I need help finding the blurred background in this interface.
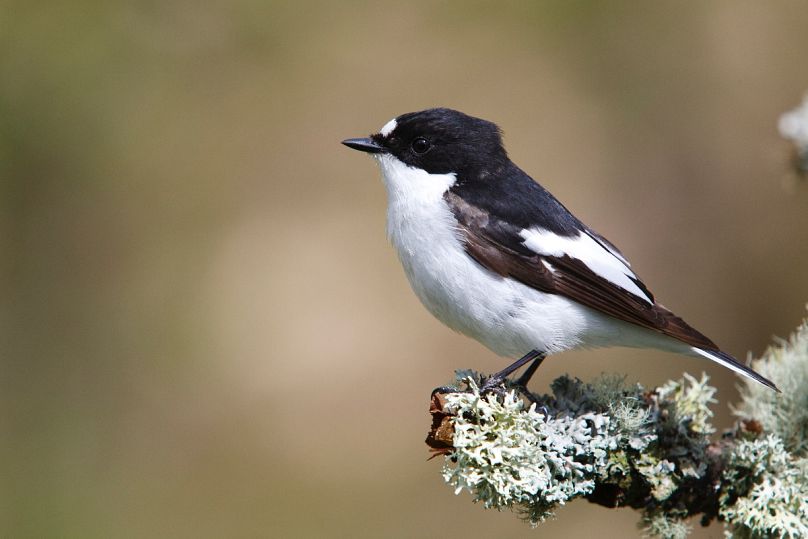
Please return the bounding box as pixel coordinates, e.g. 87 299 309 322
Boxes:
3 1 808 537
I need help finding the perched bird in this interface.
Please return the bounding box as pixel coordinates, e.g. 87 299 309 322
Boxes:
342 108 778 392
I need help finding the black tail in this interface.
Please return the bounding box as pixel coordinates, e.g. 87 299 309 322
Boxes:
693 347 780 392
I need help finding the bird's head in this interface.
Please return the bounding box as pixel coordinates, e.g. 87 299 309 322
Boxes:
342 108 508 178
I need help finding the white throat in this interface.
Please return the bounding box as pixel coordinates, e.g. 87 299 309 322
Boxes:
374 153 456 207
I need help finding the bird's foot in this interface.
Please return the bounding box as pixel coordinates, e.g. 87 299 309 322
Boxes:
479 350 546 399
479 374 509 398
430 385 459 398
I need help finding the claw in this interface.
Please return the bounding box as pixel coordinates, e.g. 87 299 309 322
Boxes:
479 375 508 399
431 385 458 398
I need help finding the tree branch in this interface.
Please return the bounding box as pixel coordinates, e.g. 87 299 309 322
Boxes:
426 318 808 538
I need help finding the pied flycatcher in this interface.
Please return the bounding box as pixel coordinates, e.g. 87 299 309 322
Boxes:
342 108 778 392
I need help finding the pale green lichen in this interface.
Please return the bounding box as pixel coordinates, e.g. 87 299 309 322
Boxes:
441 377 618 524
642 512 692 539
719 316 808 538
635 455 677 501
656 373 717 435
436 316 808 537
720 435 808 539
440 372 717 528
734 318 808 456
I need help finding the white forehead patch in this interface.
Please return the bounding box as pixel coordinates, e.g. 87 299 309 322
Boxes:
379 118 397 137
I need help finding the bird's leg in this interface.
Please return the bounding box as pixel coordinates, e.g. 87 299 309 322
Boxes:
480 349 544 394
513 353 546 390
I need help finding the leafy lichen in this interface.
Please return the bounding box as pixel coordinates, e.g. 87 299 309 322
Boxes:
433 316 808 537
720 435 808 539
721 316 808 538
441 378 618 524
734 318 808 456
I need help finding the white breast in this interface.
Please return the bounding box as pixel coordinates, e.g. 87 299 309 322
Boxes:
373 154 622 358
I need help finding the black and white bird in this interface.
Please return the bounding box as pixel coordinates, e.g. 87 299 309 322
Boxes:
342 108 778 392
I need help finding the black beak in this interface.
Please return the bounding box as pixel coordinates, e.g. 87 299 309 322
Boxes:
341 137 386 154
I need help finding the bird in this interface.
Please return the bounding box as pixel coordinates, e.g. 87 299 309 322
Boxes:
342 108 778 392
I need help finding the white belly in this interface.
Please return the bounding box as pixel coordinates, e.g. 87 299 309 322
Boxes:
376 153 617 358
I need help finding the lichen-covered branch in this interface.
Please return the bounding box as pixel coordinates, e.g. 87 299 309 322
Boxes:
426 318 808 538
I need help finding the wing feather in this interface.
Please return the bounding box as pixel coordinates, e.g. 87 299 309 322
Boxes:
444 191 719 351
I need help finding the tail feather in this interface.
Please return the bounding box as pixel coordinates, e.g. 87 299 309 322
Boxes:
691 347 780 392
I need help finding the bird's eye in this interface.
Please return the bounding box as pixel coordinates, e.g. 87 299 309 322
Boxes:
411 137 431 154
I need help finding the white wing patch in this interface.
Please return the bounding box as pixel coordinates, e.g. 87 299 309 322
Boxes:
690 347 761 383
541 259 557 273
519 228 653 304
379 118 397 138
584 230 631 266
